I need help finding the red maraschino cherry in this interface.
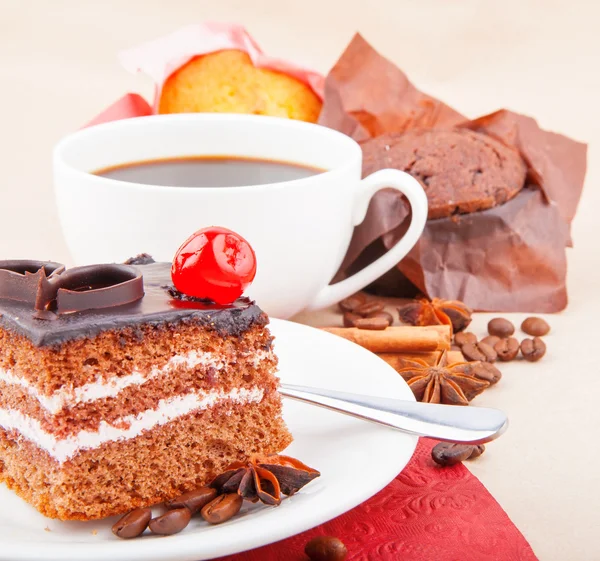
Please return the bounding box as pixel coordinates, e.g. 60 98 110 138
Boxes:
171 227 257 304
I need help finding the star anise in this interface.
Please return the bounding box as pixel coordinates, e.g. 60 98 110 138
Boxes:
397 297 472 333
398 352 500 406
209 454 320 506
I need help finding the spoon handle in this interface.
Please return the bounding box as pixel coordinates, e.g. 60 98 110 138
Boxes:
279 383 508 444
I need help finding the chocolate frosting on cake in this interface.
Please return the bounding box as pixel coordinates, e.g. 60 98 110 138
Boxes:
0 261 265 346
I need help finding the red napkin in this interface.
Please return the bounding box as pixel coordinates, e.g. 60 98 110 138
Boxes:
216 438 538 561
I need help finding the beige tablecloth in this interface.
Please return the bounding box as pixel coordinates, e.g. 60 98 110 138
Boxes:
1 1 599 559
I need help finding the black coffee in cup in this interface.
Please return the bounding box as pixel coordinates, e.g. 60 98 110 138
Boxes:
95 156 323 187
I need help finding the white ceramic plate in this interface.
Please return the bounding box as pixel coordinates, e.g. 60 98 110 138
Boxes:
0 319 417 561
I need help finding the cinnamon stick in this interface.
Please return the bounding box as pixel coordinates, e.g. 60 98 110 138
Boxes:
447 349 466 364
321 326 451 353
420 325 454 340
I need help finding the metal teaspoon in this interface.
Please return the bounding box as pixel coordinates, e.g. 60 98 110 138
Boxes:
279 383 508 444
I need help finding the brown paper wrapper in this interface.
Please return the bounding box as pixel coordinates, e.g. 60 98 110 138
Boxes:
319 34 587 312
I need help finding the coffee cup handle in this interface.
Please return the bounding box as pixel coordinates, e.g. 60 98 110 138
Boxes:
308 169 428 311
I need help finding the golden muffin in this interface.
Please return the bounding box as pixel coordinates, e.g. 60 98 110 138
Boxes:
158 50 322 123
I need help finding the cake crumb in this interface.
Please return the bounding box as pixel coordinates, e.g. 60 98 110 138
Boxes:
91 529 98 535
44 526 51 532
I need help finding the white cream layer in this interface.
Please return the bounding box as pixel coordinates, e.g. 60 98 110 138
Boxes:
0 349 272 414
0 386 264 464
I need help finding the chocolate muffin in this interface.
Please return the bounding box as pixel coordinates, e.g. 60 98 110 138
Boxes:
361 129 527 219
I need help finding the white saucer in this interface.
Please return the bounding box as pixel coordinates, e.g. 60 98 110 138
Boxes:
0 319 417 561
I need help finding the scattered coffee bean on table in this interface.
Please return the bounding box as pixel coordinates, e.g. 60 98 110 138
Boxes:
338 294 365 313
343 311 360 327
112 508 152 539
494 337 520 361
454 332 478 347
467 444 486 460
201 493 243 524
480 335 501 347
305 536 348 561
165 486 217 514
467 362 502 384
488 317 515 338
432 442 486 466
462 341 497 363
521 337 546 362
353 317 389 330
366 310 394 326
149 507 191 535
355 300 385 316
521 317 550 337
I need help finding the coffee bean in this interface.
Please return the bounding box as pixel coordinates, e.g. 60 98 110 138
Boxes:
366 310 394 326
305 536 348 561
354 300 385 316
338 294 365 313
521 337 546 362
465 362 502 384
201 493 243 524
342 311 360 327
487 317 515 338
432 442 472 465
461 342 497 363
165 486 217 515
469 444 486 459
353 317 389 330
431 442 485 466
494 337 520 361
112 507 152 539
454 332 477 347
148 507 191 535
480 335 500 347
521 317 550 337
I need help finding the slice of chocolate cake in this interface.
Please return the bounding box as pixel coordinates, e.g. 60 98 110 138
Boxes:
0 256 291 520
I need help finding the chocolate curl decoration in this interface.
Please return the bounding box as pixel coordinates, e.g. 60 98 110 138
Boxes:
55 265 144 314
0 261 65 310
0 261 144 315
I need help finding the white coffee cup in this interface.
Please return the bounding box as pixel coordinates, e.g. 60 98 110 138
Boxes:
53 114 427 319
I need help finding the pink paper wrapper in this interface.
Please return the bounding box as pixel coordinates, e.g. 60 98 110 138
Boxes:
84 93 152 127
118 22 324 112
